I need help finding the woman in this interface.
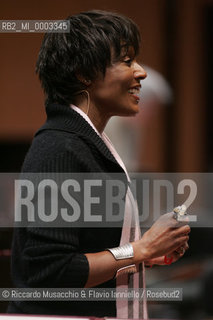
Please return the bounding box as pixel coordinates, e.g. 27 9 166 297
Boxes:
8 10 190 318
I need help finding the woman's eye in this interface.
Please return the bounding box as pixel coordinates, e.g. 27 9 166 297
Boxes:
124 59 132 66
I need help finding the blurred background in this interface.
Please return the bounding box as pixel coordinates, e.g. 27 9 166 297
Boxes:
0 0 212 318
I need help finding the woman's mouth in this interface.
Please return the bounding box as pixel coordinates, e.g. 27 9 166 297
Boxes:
128 87 140 102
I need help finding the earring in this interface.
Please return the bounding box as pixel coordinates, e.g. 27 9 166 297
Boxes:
84 90 90 116
77 90 90 116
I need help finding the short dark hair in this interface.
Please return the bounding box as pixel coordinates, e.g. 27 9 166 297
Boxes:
36 10 141 105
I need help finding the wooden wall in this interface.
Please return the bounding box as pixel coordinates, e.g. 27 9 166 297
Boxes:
0 0 211 171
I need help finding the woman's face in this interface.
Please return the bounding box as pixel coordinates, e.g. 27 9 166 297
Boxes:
89 47 147 118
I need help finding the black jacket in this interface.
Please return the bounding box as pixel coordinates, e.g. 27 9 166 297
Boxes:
8 103 127 317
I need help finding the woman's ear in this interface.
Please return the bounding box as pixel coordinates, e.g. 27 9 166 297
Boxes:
82 79 91 86
77 75 91 86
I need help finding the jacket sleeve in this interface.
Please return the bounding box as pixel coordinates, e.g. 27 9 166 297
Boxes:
15 136 92 288
21 227 89 288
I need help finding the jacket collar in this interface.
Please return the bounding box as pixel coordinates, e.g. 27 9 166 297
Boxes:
35 103 123 171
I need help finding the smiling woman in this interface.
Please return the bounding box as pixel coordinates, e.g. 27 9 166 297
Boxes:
88 47 147 128
8 10 190 319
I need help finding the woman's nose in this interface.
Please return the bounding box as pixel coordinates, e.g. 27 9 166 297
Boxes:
134 63 147 80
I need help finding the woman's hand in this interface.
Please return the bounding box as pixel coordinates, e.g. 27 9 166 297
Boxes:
132 212 190 264
145 241 189 266
84 213 190 287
